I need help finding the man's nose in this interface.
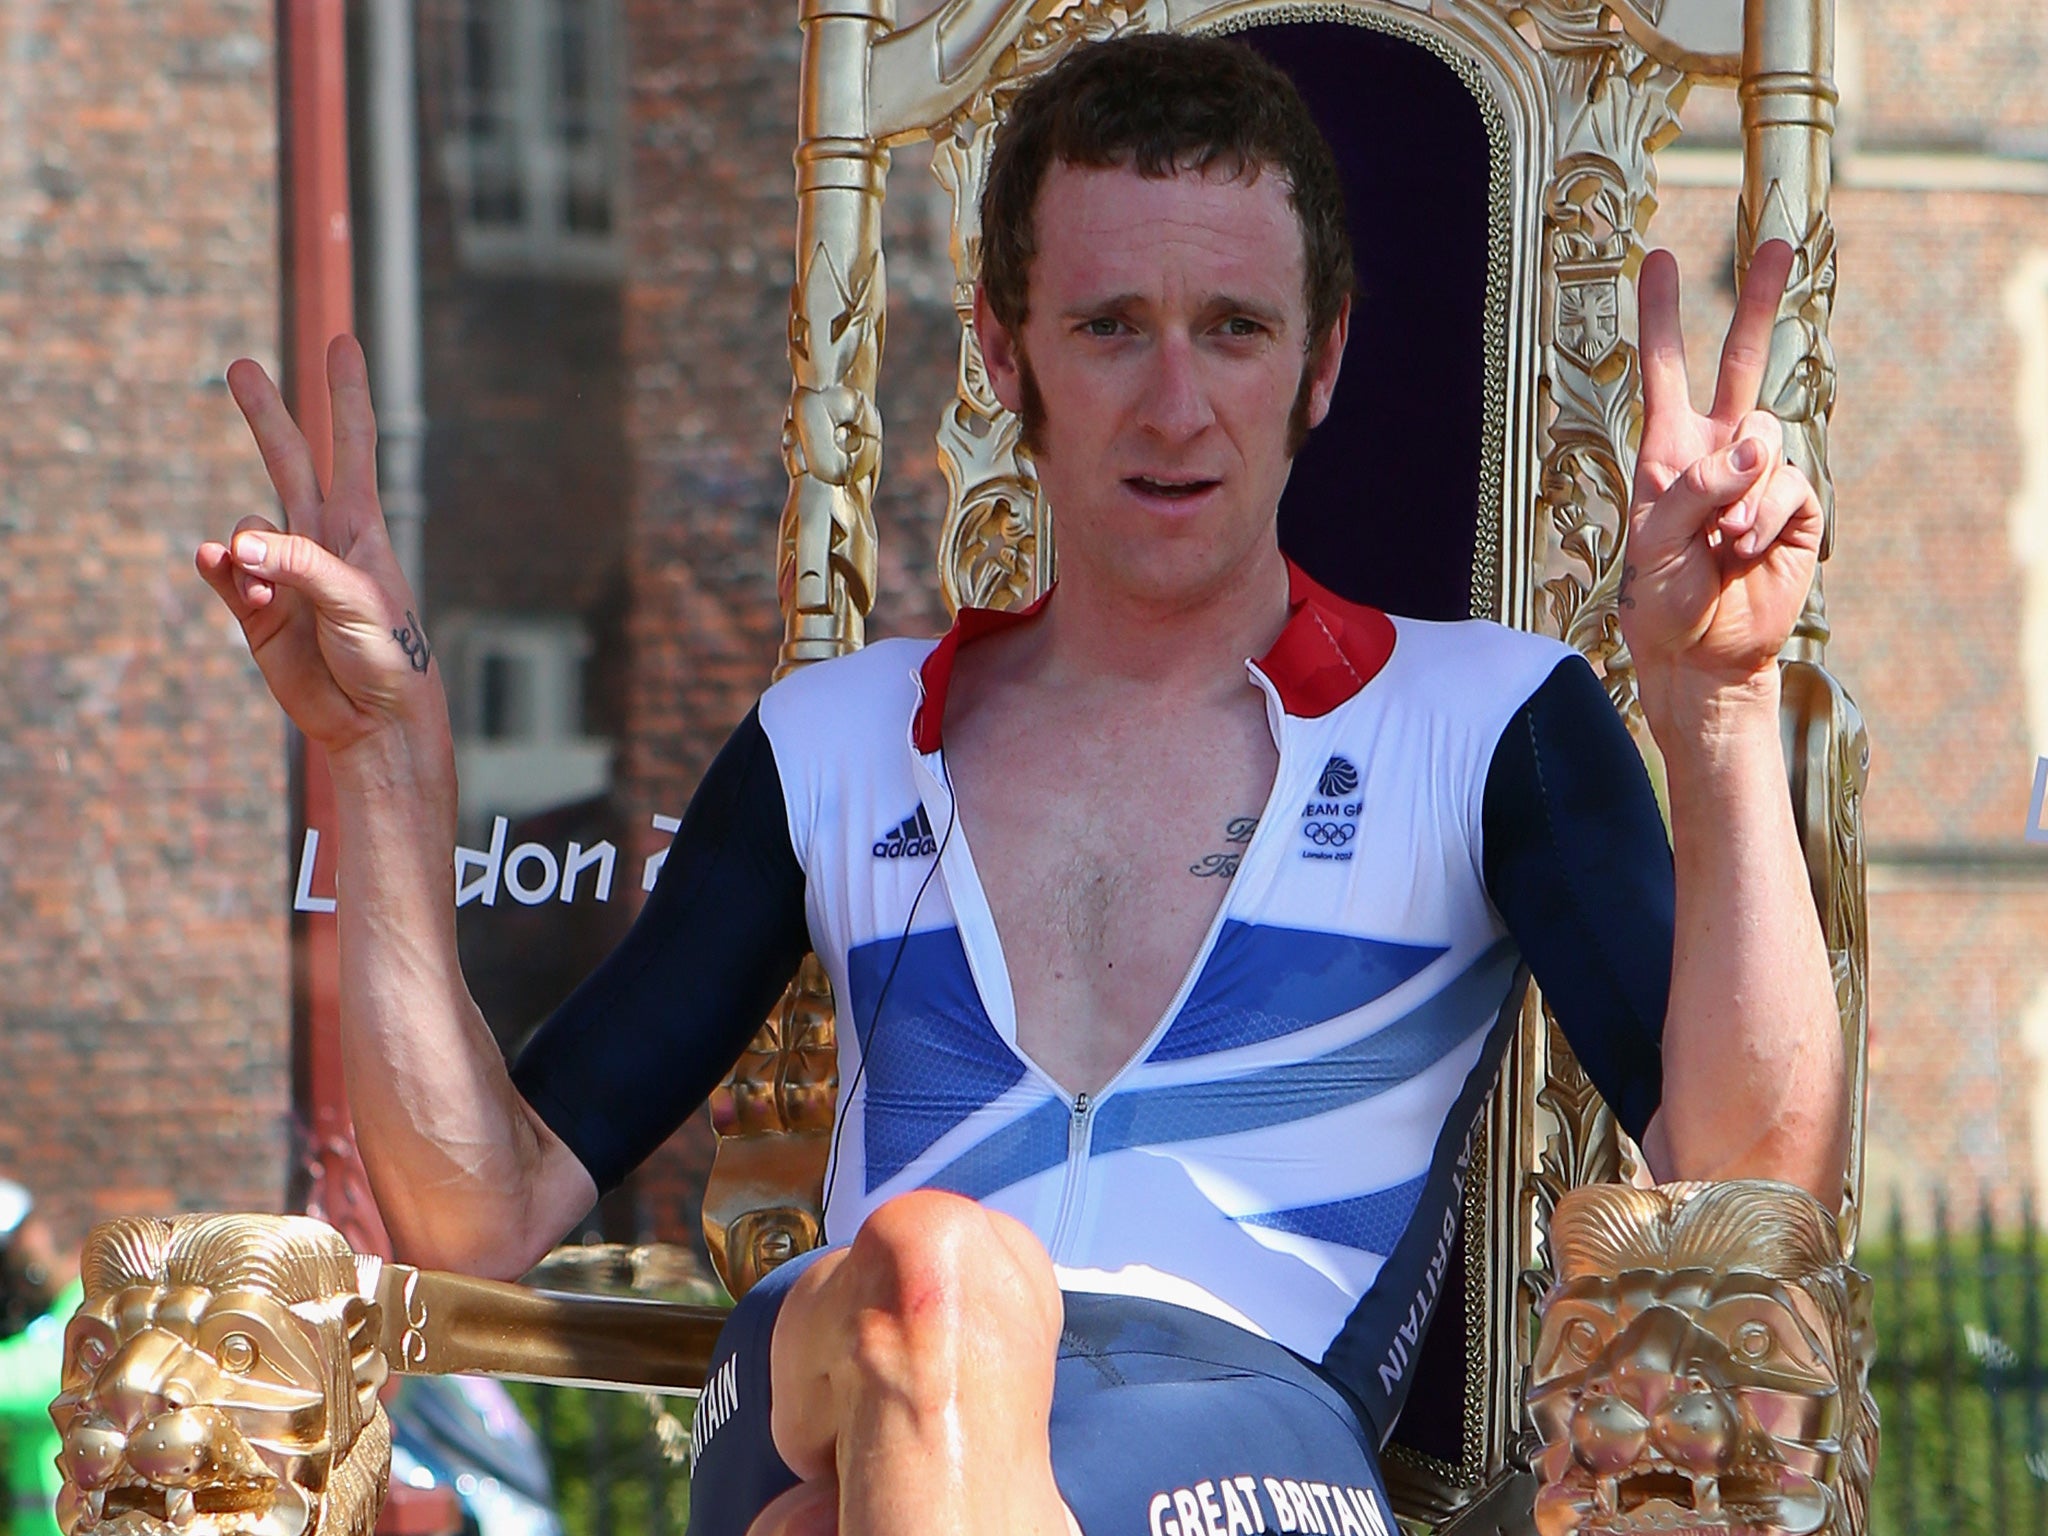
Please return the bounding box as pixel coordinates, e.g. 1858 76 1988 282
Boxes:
1137 333 1214 440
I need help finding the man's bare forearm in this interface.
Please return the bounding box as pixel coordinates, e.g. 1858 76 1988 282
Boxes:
1639 669 1849 1204
328 726 597 1276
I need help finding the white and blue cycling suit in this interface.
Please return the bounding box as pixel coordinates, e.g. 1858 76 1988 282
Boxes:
512 562 1675 1535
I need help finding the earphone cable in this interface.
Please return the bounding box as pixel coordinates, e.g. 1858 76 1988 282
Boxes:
819 758 959 1218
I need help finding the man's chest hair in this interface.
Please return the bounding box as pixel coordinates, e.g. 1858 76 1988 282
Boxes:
947 698 1277 959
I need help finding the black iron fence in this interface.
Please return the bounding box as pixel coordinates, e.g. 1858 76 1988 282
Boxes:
1870 1193 2048 1536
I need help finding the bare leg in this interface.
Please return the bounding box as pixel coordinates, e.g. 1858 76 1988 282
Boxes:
756 1190 1082 1536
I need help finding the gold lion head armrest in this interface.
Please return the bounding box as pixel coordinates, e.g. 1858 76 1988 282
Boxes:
50 1216 392 1536
49 1214 728 1536
1528 1182 1877 1536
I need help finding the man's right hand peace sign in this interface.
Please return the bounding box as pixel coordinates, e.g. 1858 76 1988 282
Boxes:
197 335 452 780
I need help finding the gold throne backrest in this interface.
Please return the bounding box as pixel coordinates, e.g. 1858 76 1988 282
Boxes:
706 0 1866 1524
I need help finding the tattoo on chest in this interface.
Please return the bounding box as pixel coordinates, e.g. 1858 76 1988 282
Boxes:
392 609 434 673
1189 815 1259 879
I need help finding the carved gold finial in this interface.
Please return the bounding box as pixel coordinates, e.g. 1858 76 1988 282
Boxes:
1529 1181 1876 1536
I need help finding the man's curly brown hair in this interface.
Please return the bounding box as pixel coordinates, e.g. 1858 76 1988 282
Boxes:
979 32 1354 350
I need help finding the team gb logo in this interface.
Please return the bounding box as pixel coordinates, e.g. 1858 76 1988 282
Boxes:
1303 755 1362 861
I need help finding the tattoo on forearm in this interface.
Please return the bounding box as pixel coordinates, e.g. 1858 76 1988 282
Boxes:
393 610 434 673
1618 563 1638 610
1190 815 1259 879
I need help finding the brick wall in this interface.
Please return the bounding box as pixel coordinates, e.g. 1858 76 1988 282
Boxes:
1852 0 2047 153
0 0 289 1254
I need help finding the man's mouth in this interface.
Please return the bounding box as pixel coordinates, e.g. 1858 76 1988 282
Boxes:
1124 475 1221 502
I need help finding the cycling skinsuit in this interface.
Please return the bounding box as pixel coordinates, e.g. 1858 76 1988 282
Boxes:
512 562 1675 1534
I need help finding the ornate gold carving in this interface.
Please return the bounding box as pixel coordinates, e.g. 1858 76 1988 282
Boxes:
777 0 894 671
929 0 1141 613
869 1 1044 143
1781 658 1871 1247
1738 191 1836 546
1522 1009 1622 1317
53 1215 392 1536
780 231 885 667
391 1264 427 1370
787 244 885 508
51 1212 743 1532
1737 0 1839 565
1529 1181 1876 1536
716 953 839 1141
1555 277 1623 373
1529 4 1693 723
932 126 1049 615
705 954 837 1296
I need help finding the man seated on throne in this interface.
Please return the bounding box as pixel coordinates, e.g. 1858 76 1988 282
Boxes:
197 32 1847 1536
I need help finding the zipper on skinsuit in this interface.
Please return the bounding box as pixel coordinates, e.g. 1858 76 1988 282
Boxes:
1048 1092 1096 1260
1039 674 1300 1265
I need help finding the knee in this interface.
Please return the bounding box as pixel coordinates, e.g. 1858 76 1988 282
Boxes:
840 1191 1062 1369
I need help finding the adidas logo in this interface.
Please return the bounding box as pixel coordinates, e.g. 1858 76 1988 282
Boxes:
873 805 938 859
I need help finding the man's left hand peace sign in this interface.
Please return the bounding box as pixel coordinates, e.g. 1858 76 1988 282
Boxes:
1618 239 1821 703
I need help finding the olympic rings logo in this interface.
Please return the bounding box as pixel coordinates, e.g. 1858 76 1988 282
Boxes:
1302 820 1357 847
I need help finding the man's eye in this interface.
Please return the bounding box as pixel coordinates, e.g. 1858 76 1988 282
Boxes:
1220 317 1266 338
1081 317 1125 337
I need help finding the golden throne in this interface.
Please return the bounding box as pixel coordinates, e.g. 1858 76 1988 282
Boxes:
704 0 1875 1528
54 4 1874 1535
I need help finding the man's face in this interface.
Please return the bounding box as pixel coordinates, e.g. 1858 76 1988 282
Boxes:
975 159 1347 604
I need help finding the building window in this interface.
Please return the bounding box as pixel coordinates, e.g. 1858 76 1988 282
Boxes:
444 0 622 277
445 613 613 827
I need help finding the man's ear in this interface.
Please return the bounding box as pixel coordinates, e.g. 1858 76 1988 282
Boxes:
973 282 1027 417
1303 293 1351 433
